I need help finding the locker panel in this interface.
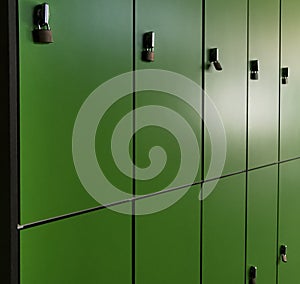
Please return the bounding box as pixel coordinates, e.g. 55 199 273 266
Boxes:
281 0 300 159
202 174 246 284
205 0 247 177
278 160 300 284
248 0 280 168
20 204 132 284
19 0 133 224
135 0 202 195
246 166 278 284
135 185 200 284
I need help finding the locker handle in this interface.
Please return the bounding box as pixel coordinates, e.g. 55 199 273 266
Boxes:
209 48 223 71
142 31 155 62
280 245 288 263
249 266 257 284
281 67 289 85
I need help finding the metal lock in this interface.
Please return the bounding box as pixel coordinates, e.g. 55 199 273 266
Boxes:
209 48 223 71
249 266 257 284
250 60 259 80
280 245 288 263
142 32 155 62
282 67 289 85
32 3 53 44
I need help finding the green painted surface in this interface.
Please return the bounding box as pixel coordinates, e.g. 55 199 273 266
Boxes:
278 160 300 284
20 205 132 284
247 166 278 284
135 0 202 195
280 0 300 159
248 0 279 168
135 185 200 284
202 174 246 284
19 0 133 223
205 0 247 177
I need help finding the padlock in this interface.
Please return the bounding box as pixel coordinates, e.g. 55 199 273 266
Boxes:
33 27 53 44
32 4 54 44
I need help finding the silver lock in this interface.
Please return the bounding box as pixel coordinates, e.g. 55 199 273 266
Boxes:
32 3 53 44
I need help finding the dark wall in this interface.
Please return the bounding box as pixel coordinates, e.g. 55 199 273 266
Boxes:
0 0 19 283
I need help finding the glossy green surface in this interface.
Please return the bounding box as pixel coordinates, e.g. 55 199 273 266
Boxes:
278 160 300 284
248 0 279 168
19 0 133 223
247 166 278 284
20 205 132 284
202 174 246 284
135 185 200 284
135 0 202 195
205 0 247 177
280 0 300 159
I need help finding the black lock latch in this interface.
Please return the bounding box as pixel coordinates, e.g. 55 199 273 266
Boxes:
32 3 53 44
280 245 288 263
282 67 289 85
250 60 259 80
209 48 223 71
249 266 257 284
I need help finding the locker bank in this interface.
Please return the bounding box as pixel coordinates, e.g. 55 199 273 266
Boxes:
1 0 300 283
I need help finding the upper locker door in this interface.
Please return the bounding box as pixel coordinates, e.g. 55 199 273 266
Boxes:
135 0 202 283
281 0 300 159
19 0 133 224
205 0 247 177
248 0 279 168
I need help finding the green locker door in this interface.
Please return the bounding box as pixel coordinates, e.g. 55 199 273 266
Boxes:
278 160 300 284
21 205 132 284
248 0 279 168
205 0 247 177
135 186 200 284
19 0 133 224
202 174 246 284
135 0 202 283
246 166 278 284
281 0 300 159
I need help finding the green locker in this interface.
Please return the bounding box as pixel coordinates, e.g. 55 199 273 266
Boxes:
278 160 300 284
280 0 300 159
135 0 202 283
246 166 278 284
19 0 133 224
205 0 247 177
135 186 200 284
248 0 279 168
202 174 246 284
135 0 202 195
21 206 132 284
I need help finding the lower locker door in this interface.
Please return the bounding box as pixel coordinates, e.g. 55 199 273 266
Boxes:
202 174 246 284
278 160 300 284
21 205 131 284
135 185 200 284
246 166 278 284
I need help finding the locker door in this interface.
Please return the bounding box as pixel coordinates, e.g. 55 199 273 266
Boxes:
248 0 279 168
278 160 300 283
20 205 132 284
205 0 247 176
135 0 202 283
19 0 133 224
281 0 300 159
246 166 278 284
135 0 202 195
135 186 200 284
202 174 246 284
